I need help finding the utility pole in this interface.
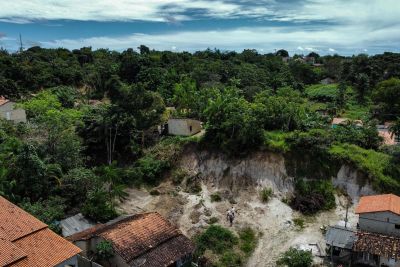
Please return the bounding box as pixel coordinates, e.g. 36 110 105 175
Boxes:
19 34 23 52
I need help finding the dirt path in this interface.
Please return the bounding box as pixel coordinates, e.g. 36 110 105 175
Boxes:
118 182 358 267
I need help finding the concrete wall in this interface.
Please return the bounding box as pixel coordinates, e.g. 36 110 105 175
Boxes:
168 119 201 136
55 255 79 267
0 101 26 123
359 211 400 236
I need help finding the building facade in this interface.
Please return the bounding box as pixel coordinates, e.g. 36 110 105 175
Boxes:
167 118 202 136
0 97 27 123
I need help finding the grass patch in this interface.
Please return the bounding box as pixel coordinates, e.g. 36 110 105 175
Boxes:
207 217 219 224
264 131 291 153
260 187 273 203
210 192 222 202
329 143 400 193
195 225 258 266
293 218 305 229
305 84 338 102
238 227 258 257
277 247 313 267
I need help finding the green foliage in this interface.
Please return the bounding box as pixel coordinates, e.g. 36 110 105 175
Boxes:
332 122 382 149
210 192 222 202
195 225 238 255
263 131 291 152
373 78 400 120
260 187 273 202
20 196 66 232
238 227 258 256
207 217 219 224
290 179 336 214
329 144 400 193
82 187 118 222
195 225 258 266
204 88 263 154
292 218 305 229
277 247 313 267
305 84 339 102
171 168 188 185
96 240 114 261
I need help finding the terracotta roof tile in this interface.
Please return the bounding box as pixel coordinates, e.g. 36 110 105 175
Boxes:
354 231 400 260
0 96 9 106
68 212 194 265
130 234 195 267
0 238 27 266
355 194 400 215
12 228 81 267
0 197 47 241
100 213 182 263
0 196 81 267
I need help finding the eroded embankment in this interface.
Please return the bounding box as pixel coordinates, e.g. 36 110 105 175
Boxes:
118 147 375 266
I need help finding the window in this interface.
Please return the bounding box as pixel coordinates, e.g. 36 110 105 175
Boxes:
395 224 400 229
5 111 11 120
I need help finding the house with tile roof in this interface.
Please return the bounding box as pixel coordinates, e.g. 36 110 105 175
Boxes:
0 196 82 267
0 96 26 123
68 212 195 267
352 194 400 267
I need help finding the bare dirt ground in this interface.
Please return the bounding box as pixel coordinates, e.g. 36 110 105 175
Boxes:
118 181 358 267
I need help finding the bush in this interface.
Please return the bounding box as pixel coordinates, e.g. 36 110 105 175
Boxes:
239 227 258 256
305 84 338 102
260 187 273 202
171 168 188 185
82 187 117 222
210 192 222 202
329 144 400 193
195 225 238 255
290 179 336 214
207 217 219 224
293 218 305 229
20 196 66 233
96 240 114 261
277 248 313 267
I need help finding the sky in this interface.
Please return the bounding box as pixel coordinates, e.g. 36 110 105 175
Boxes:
0 0 399 55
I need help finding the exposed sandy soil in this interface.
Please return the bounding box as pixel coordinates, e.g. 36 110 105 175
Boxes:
118 182 358 267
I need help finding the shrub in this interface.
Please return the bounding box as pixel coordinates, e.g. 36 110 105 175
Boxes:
277 247 313 267
329 144 400 193
260 187 273 202
207 217 219 224
171 168 188 185
82 187 117 222
238 227 258 256
195 225 238 255
96 240 114 261
217 251 243 267
290 179 336 214
210 192 222 202
293 218 305 229
305 84 338 102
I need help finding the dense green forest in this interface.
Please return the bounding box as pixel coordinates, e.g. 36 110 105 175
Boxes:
1 46 400 229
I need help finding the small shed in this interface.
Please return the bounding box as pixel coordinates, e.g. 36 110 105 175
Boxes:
60 213 96 237
167 118 202 136
326 225 356 264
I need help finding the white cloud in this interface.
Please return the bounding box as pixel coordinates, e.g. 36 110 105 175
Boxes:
40 23 400 55
328 48 336 52
0 0 271 23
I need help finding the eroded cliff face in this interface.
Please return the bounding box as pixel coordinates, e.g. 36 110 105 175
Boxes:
178 147 376 199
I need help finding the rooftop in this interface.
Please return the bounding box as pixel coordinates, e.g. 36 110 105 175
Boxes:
68 212 195 266
60 213 96 237
354 231 400 260
355 194 400 215
0 196 81 267
0 96 10 106
325 225 356 249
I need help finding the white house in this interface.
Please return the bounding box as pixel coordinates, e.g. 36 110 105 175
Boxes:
0 96 26 123
167 118 202 136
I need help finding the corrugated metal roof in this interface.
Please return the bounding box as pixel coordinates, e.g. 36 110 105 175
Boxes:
60 213 95 237
325 226 356 249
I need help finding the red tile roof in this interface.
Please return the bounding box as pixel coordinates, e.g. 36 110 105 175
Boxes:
0 196 81 266
354 231 400 260
355 194 400 215
0 96 9 106
68 212 195 266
